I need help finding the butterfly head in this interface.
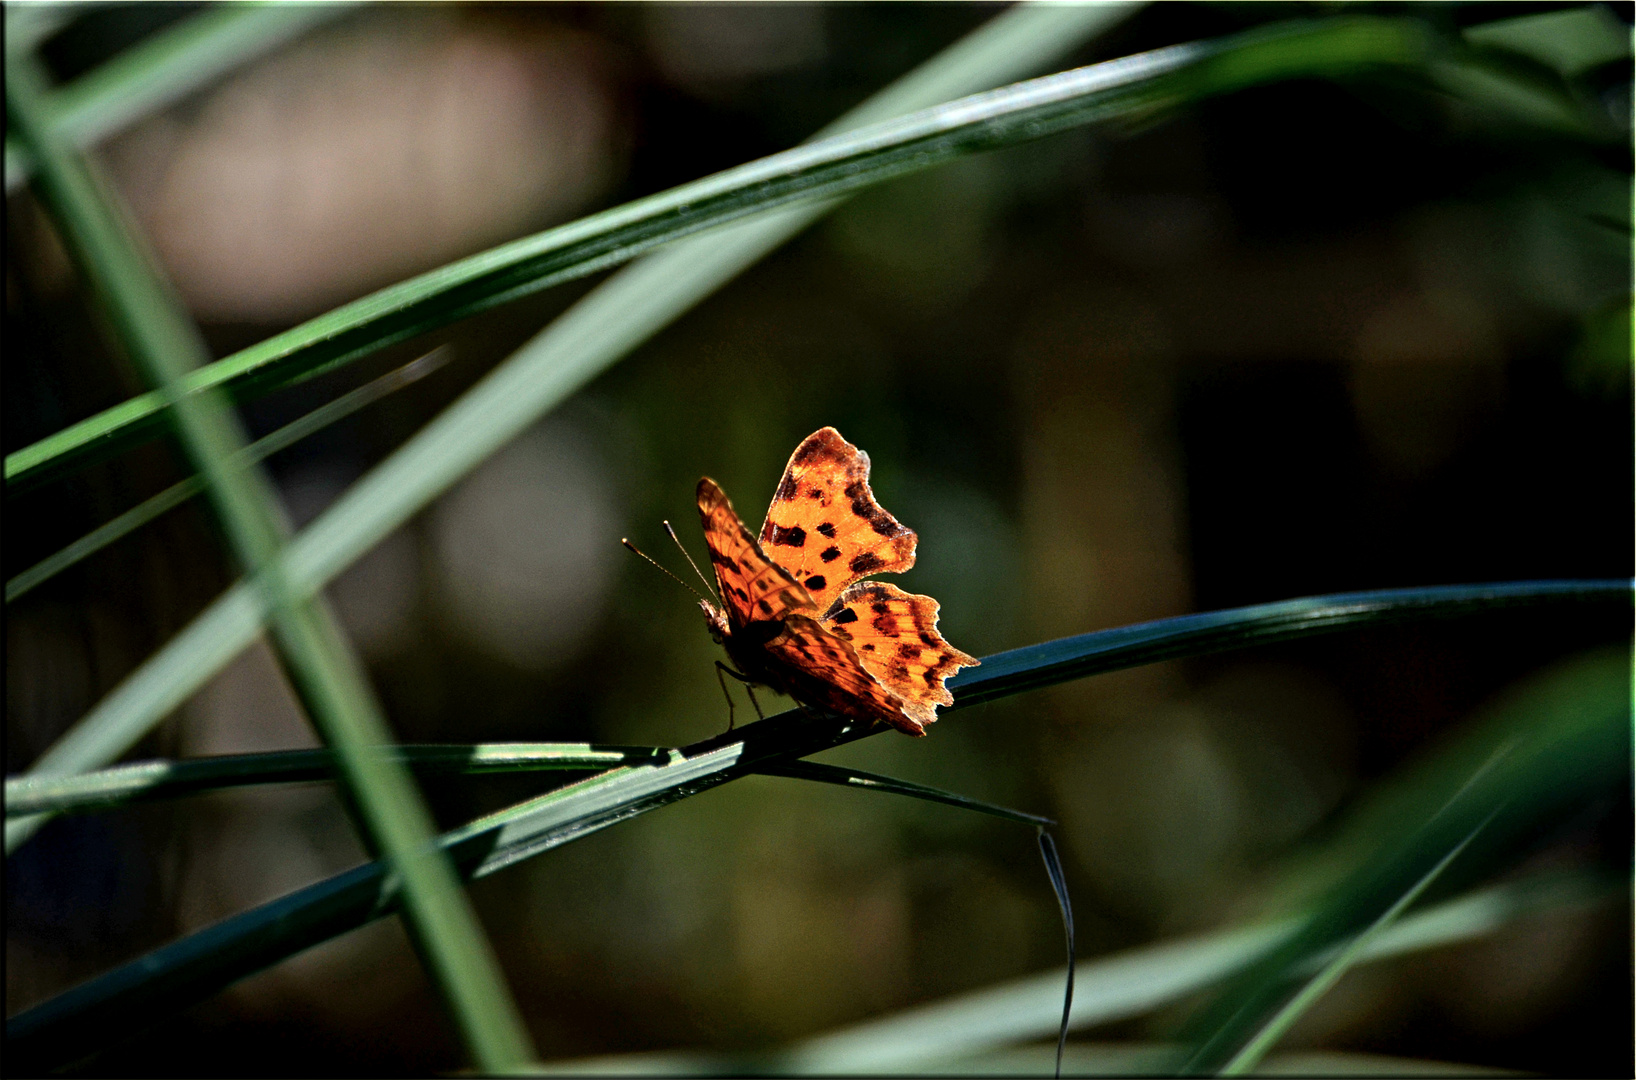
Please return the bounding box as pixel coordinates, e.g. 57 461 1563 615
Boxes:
700 599 730 644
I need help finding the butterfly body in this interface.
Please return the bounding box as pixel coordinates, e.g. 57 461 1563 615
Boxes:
694 427 978 736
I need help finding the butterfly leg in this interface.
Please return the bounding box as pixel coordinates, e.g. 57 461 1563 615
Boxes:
714 662 769 729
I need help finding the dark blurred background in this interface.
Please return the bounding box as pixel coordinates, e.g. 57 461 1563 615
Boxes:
6 3 1632 1074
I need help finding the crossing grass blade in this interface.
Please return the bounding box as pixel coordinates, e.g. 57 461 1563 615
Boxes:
7 52 537 1072
1174 646 1632 1075
6 347 449 603
4 0 1142 852
4 2 356 190
6 582 1627 1072
4 13 1471 494
1214 814 1494 1076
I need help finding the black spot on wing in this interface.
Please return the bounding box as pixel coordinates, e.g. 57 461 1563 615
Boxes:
711 553 740 573
758 599 772 614
831 607 859 625
919 631 939 646
850 552 885 575
845 482 874 522
816 522 836 538
870 600 891 615
805 575 827 593
775 473 799 501
897 643 920 659
820 546 841 563
862 643 875 652
768 524 807 548
870 516 899 537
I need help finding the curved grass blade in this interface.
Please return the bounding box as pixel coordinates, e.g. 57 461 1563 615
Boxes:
1037 830 1075 1080
758 761 1075 1078
4 0 1142 852
949 579 1632 707
7 583 1627 1071
8 54 535 1071
8 578 1628 860
6 347 449 604
4 742 671 817
753 759 1053 827
5 3 355 190
4 14 1450 492
6 578 1628 855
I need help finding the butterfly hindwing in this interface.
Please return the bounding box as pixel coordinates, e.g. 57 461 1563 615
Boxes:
820 581 979 733
697 477 816 629
758 427 916 615
760 614 923 734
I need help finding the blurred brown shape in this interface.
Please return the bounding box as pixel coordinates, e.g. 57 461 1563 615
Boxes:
106 10 623 323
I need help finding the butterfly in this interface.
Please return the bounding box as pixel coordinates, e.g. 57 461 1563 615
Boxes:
630 427 979 736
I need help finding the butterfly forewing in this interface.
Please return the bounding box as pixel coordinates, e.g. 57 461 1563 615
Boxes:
821 581 979 731
758 427 916 615
696 477 816 629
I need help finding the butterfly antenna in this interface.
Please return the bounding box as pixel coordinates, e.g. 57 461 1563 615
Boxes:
621 536 715 607
663 520 721 604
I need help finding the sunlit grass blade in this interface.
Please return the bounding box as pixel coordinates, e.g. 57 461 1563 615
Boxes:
537 1042 1515 1075
4 0 1140 852
4 742 672 817
1215 813 1494 1075
7 52 536 1071
4 13 1464 493
754 759 1053 827
6 347 449 604
7 584 1626 1071
5 2 355 190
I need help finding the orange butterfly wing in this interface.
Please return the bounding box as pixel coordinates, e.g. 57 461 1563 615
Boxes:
697 477 816 629
758 427 916 615
821 581 979 733
758 615 917 732
694 430 978 737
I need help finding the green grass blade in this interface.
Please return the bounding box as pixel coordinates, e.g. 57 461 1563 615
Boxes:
1175 648 1632 1075
6 583 1625 1072
6 578 1627 856
4 0 1141 849
1215 813 1495 1075
5 2 355 190
4 4 77 60
4 743 671 817
6 347 448 603
7 56 535 1071
4 13 1457 492
753 759 1054 827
